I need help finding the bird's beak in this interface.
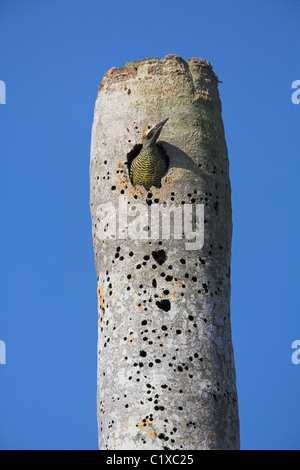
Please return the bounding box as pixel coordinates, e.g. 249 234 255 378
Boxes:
147 118 169 142
154 117 169 133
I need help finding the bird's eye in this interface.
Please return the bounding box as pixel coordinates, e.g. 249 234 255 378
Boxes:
147 125 151 129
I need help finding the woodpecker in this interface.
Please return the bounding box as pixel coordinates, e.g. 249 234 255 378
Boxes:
129 118 169 191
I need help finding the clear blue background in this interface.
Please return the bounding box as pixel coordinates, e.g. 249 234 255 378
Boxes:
0 0 299 450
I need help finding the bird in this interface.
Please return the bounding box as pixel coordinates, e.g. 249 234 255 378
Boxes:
129 118 169 191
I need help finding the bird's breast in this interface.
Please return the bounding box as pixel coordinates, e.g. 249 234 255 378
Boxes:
130 147 167 190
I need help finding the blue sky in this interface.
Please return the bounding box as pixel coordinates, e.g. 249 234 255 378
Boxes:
0 0 299 450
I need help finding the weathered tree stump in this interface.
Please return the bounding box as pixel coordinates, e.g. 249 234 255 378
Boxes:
90 54 239 450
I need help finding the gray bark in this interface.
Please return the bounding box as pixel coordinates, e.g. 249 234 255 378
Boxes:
90 54 239 450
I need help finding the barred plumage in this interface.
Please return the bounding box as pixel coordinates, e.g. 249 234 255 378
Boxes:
130 146 167 191
129 118 169 191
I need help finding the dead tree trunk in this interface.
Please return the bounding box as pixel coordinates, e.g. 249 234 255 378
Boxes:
90 55 239 450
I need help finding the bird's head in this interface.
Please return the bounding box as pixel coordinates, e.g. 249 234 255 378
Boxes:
142 118 169 147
